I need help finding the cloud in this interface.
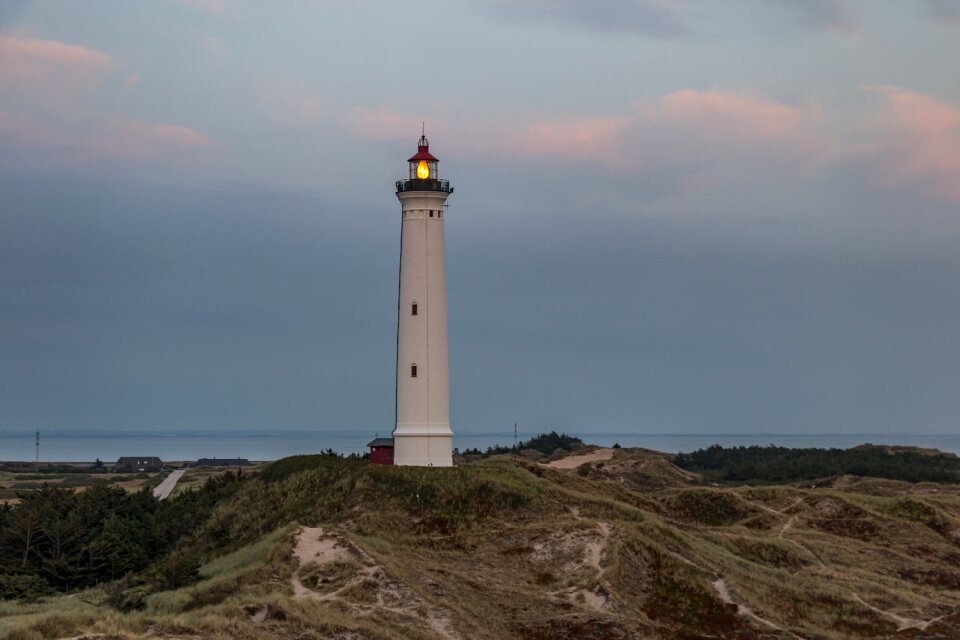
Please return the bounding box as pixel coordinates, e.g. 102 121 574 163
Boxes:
115 120 212 150
863 85 960 202
509 115 632 168
0 34 210 173
178 0 228 15
0 110 211 168
774 0 854 31
503 89 828 176
197 33 230 56
476 0 687 37
0 34 109 88
255 79 325 126
926 0 960 22
652 89 819 140
344 107 445 142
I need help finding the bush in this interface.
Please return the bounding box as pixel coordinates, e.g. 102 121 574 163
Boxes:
0 573 52 601
101 575 147 611
147 550 202 592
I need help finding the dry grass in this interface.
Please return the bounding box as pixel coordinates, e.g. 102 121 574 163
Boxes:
3 450 960 639
0 469 168 500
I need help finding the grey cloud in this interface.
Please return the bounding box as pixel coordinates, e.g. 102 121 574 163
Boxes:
0 1 28 28
2 157 959 438
475 0 687 37
0 175 398 430
927 0 960 21
770 0 854 31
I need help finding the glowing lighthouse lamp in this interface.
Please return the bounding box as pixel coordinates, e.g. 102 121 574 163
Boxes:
392 134 454 467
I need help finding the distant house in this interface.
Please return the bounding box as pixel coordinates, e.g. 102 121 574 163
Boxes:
115 457 163 472
195 458 250 467
367 438 394 465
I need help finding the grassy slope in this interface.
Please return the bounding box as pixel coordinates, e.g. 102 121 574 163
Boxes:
2 450 960 639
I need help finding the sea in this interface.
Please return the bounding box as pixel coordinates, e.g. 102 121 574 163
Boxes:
1 429 958 462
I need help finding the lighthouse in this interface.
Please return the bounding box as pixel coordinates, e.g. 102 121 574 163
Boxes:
392 134 454 467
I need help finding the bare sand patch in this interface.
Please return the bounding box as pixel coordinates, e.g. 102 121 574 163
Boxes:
546 448 615 469
289 527 462 639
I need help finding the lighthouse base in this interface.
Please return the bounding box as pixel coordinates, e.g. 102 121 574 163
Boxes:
391 428 453 467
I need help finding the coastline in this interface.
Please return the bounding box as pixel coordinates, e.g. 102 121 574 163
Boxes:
1 430 958 462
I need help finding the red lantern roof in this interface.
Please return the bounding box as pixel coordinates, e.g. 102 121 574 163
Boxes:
407 134 438 162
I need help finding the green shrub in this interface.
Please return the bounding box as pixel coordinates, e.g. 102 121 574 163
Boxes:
0 573 52 601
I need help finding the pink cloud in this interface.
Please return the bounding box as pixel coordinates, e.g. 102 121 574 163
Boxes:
510 115 632 167
0 35 109 88
864 85 960 202
653 89 816 140
344 107 446 142
0 110 211 168
501 89 827 173
110 119 213 153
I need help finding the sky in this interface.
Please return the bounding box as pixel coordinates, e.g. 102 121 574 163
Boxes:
1 1 958 439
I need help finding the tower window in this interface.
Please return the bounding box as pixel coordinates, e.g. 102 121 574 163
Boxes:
429 210 434 217
411 302 418 316
411 363 418 378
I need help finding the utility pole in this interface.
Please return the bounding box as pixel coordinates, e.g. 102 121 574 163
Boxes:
513 422 518 449
35 430 40 470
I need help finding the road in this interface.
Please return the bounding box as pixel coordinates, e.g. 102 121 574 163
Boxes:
153 468 187 500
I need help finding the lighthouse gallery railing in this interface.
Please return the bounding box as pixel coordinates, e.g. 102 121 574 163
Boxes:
396 178 453 194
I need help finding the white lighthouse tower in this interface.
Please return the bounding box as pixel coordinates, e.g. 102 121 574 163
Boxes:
392 134 454 467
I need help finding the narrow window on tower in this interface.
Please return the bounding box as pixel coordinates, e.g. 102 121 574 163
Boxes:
429 210 434 217
411 363 418 378
411 302 418 316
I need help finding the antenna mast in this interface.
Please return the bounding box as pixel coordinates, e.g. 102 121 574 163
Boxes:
35 430 40 469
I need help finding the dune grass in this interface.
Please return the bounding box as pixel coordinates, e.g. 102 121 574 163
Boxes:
3 450 959 639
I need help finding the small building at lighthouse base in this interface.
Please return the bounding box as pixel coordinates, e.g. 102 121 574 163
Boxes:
367 437 395 465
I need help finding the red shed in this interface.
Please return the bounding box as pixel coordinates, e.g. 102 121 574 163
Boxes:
367 437 395 465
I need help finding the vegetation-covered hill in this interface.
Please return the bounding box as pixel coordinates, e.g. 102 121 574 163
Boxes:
2 446 960 639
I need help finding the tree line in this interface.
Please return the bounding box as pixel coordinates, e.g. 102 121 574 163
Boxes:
673 444 960 484
0 471 244 600
459 431 585 458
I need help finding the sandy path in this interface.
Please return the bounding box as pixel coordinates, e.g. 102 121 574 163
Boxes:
778 514 795 539
712 579 807 638
664 539 807 637
291 527 357 598
290 527 462 639
852 594 947 632
774 503 828 570
546 448 615 469
153 468 187 500
585 522 610 574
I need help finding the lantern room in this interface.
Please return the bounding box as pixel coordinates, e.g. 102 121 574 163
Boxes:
396 134 453 194
408 134 438 180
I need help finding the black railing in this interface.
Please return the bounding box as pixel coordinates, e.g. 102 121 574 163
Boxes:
396 178 453 194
